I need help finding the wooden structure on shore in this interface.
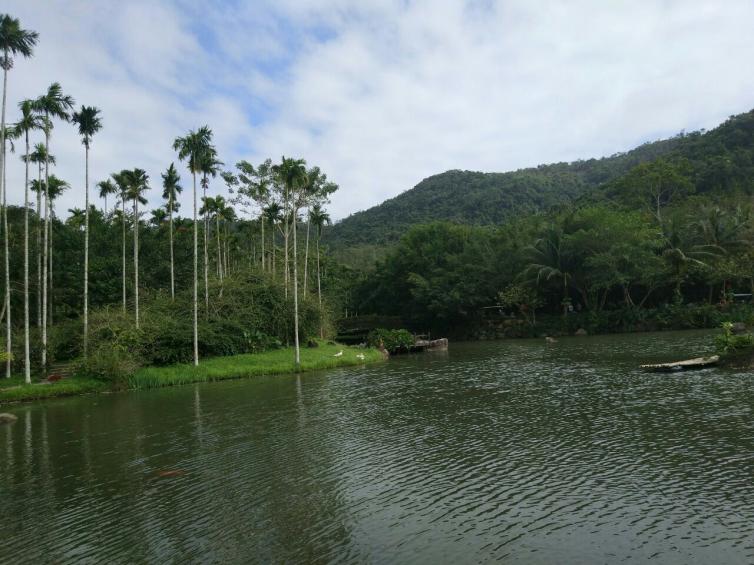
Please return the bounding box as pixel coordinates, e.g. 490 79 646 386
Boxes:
640 355 719 373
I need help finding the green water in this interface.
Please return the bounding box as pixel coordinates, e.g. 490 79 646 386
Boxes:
2 330 754 563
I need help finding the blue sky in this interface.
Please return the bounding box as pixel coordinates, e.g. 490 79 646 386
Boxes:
4 0 754 220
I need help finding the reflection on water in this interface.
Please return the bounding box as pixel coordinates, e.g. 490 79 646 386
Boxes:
2 330 754 563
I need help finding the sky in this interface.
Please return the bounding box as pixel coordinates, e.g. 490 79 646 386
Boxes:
3 0 754 221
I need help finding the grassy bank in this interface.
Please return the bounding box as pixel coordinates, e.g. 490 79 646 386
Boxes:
0 343 385 405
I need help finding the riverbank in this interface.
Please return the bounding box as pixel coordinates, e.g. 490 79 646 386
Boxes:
0 343 385 405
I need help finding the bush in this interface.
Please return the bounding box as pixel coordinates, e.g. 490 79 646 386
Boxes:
78 345 140 386
715 322 754 355
368 328 415 353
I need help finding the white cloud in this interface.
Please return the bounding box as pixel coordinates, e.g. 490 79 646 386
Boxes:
3 0 754 222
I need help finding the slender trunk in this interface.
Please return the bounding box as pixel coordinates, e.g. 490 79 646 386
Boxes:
192 172 199 366
169 193 175 300
49 204 53 327
36 164 41 327
133 196 139 328
303 215 310 295
284 199 289 298
104 195 107 217
0 59 8 378
317 232 323 339
121 195 126 312
292 206 300 369
23 131 31 382
260 215 265 272
41 126 50 370
202 178 208 317
83 143 90 358
216 215 222 283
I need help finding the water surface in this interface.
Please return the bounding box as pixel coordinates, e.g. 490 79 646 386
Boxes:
2 330 754 563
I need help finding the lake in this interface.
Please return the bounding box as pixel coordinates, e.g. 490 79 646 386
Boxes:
2 330 754 563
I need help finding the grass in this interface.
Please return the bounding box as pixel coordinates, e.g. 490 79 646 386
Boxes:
0 342 384 405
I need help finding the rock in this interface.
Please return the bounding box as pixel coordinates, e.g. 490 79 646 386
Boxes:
306 339 319 348
0 413 18 425
731 322 748 335
575 328 588 336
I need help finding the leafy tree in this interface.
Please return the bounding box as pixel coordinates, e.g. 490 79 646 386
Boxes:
161 163 181 300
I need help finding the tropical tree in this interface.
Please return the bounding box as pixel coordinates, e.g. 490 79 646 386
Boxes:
46 174 70 326
273 157 308 368
309 203 331 337
173 126 213 366
124 168 149 328
161 163 181 300
150 208 167 226
97 178 116 216
72 105 102 358
199 149 222 313
111 170 129 312
0 14 38 377
524 225 575 317
32 82 74 369
28 142 53 325
15 99 42 382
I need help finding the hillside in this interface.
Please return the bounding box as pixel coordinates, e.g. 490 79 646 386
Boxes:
327 109 754 253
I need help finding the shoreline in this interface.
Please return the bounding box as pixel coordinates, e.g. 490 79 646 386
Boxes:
0 343 385 406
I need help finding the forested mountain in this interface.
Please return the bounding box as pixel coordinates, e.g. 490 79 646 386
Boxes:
328 109 754 251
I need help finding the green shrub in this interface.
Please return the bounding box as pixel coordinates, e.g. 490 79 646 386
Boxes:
715 322 754 355
78 345 140 386
368 328 415 353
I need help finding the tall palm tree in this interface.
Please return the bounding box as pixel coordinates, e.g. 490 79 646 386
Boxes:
16 99 42 383
174 126 213 366
28 143 53 326
32 82 74 369
150 207 167 226
273 157 308 368
111 171 129 313
0 15 37 377
97 178 116 216
72 105 102 358
309 203 330 338
264 202 282 276
124 168 149 328
161 163 181 300
199 150 222 314
46 174 70 327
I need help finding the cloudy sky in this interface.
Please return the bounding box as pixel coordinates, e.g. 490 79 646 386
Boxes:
3 0 754 221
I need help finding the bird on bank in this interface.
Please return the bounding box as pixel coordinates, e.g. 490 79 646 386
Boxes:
333 350 343 357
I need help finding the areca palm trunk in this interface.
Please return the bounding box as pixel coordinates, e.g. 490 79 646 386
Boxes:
36 163 41 327
49 202 54 326
260 215 265 272
121 196 126 312
0 51 9 378
316 231 323 339
41 126 50 369
23 129 31 382
292 206 300 369
169 193 175 300
83 142 90 357
216 214 222 283
192 172 198 365
133 196 139 328
303 214 310 295
202 177 208 316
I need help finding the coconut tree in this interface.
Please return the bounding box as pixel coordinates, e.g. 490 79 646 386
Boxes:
15 99 42 382
71 105 102 358
28 143 53 326
111 171 129 313
273 157 308 368
173 126 213 366
0 15 37 377
46 174 70 326
32 82 74 369
97 178 116 217
309 203 331 337
124 168 149 328
161 163 181 300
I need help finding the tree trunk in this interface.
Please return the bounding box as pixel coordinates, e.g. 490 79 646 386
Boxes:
216 214 222 283
36 163 41 327
41 127 50 370
316 232 323 339
260 215 265 272
0 59 9 378
133 196 139 328
23 130 31 382
121 195 126 312
83 143 90 358
303 214 310 295
49 203 54 327
169 193 175 300
192 172 199 366
292 206 301 369
202 177 209 317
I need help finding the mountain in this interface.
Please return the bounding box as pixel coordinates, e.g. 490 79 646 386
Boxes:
327 109 754 254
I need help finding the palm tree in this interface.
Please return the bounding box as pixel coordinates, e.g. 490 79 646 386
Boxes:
46 174 70 327
28 143 53 326
32 82 74 369
66 208 86 230
524 226 575 317
0 15 37 377
0 124 20 380
16 99 42 383
199 150 222 314
309 203 330 338
161 163 181 300
263 202 282 276
273 157 308 368
97 178 116 216
124 168 149 328
661 216 722 301
150 207 167 226
111 171 129 313
72 105 102 358
174 126 213 366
